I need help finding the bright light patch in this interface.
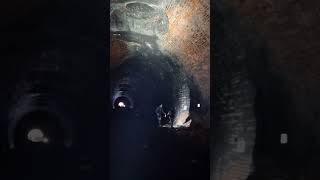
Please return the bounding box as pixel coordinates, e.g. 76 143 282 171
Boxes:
183 105 188 110
27 129 47 143
280 133 288 144
43 137 49 143
145 42 153 49
197 103 201 108
118 102 126 108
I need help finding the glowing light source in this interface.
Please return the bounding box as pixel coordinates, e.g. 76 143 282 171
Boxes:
118 102 126 108
280 133 288 144
197 103 201 108
183 105 188 110
145 42 153 49
27 129 48 143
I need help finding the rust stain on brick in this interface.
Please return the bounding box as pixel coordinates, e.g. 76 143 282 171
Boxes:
110 37 129 68
160 0 210 99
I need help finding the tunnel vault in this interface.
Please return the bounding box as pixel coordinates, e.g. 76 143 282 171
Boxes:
110 0 209 179
110 0 210 128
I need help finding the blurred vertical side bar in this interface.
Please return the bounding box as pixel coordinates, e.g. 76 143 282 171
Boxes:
211 1 257 180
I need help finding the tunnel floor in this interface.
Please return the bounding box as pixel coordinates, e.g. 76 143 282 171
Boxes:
109 109 209 180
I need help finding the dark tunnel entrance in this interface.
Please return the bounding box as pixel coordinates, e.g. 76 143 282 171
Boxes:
110 54 209 180
111 54 179 128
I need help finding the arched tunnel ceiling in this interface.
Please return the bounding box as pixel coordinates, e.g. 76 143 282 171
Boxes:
110 0 210 101
159 0 210 100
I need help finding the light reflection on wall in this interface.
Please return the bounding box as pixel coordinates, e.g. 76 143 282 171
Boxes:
159 0 210 101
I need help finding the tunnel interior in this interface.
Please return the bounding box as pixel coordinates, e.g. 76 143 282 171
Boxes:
0 0 319 179
251 74 320 179
213 1 320 179
109 1 210 179
0 0 108 179
110 52 209 180
109 40 209 179
111 55 172 114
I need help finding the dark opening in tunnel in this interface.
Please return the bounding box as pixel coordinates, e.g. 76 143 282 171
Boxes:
111 54 180 127
110 53 209 180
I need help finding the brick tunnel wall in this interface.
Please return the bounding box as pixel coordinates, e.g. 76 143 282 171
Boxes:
158 0 210 101
218 0 320 179
222 0 320 141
